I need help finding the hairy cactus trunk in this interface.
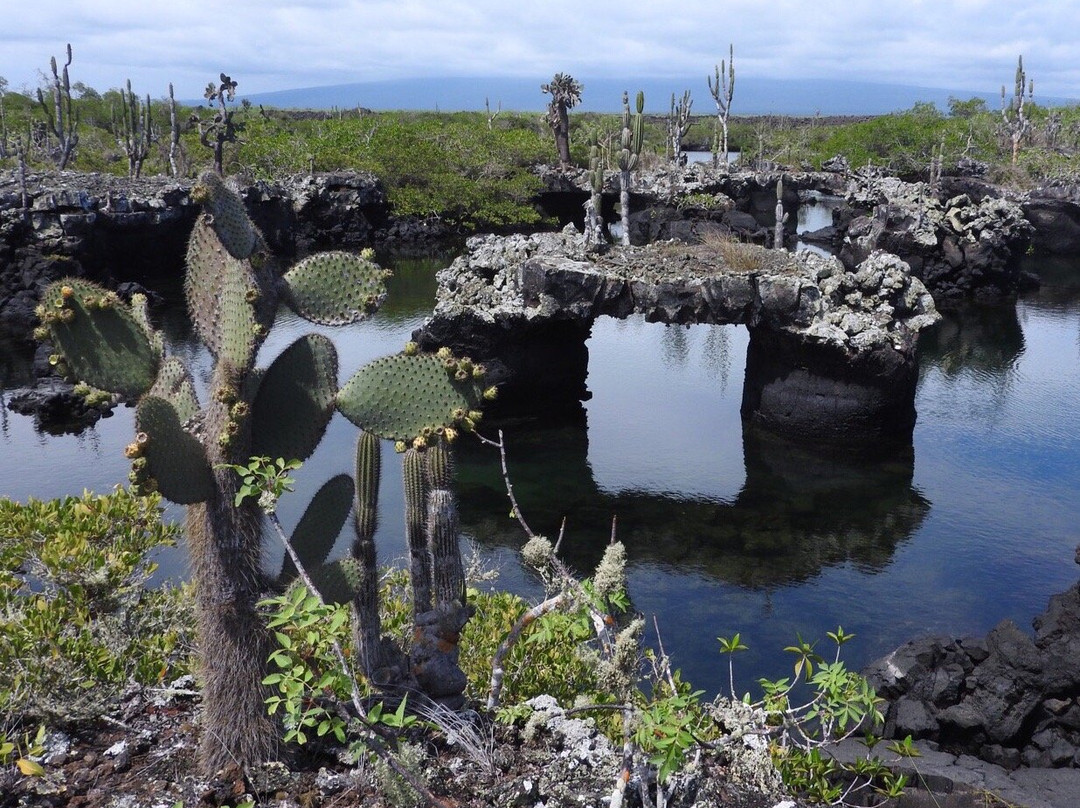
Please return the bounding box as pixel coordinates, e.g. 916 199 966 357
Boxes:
554 102 572 168
187 487 277 771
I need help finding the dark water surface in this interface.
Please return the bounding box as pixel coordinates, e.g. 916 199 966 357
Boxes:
3 250 1079 698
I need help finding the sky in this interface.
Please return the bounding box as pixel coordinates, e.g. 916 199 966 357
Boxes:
1 0 1078 103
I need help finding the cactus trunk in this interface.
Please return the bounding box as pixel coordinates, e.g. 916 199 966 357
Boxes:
187 485 278 771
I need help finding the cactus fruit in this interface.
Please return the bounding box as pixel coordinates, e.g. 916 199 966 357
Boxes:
250 334 339 463
39 279 160 399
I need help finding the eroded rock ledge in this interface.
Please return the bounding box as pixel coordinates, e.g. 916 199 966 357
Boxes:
415 227 939 442
866 565 1080 772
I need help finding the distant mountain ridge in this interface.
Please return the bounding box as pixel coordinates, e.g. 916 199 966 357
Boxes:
235 75 1076 116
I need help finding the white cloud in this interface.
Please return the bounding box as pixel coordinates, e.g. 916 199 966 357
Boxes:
0 0 1076 100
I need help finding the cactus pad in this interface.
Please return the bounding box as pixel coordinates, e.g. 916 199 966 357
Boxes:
148 357 201 425
40 279 160 399
251 334 339 462
280 474 354 582
192 170 261 259
281 251 387 326
135 396 213 504
185 217 268 367
302 557 364 606
336 352 485 443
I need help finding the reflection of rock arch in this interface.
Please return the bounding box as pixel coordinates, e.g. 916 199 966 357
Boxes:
918 303 1025 379
417 232 939 446
455 416 930 590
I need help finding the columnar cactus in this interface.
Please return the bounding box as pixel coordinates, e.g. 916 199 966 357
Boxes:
116 79 155 179
667 90 693 164
774 177 789 250
584 132 606 251
35 44 79 170
708 44 736 171
37 170 489 770
618 90 645 247
1001 55 1033 166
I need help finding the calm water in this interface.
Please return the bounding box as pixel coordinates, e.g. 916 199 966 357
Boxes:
2 249 1079 698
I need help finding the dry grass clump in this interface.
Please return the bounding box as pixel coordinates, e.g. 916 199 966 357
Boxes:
697 228 770 272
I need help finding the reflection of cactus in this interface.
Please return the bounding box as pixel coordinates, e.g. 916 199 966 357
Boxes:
618 90 645 247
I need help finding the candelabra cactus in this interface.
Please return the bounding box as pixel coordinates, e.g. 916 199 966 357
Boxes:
584 132 606 251
37 169 490 770
708 44 736 171
774 177 789 250
1001 55 1033 166
667 90 693 164
116 79 155 179
36 44 80 170
618 90 645 247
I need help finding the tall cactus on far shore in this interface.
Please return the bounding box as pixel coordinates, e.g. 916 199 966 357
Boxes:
541 73 583 169
618 90 645 247
774 177 789 250
36 169 490 770
667 89 693 164
708 44 736 172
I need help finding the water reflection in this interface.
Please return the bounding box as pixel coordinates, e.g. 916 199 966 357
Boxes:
455 415 928 590
917 303 1025 380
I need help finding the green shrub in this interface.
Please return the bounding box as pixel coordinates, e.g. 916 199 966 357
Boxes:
0 488 195 723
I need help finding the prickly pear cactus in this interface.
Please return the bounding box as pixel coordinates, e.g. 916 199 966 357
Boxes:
336 348 491 446
37 280 160 399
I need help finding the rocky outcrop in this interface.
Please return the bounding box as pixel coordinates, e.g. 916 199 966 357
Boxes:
535 163 846 245
1023 183 1080 255
839 175 1034 300
415 226 939 442
866 560 1080 771
0 170 389 341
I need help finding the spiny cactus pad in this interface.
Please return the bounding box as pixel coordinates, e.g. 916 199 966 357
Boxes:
148 357 201 425
135 396 213 504
301 557 364 606
185 217 266 367
192 170 260 260
40 279 160 399
336 352 485 443
281 252 387 326
251 334 339 463
279 474 354 583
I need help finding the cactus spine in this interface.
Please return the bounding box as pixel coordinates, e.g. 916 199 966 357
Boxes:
708 44 736 171
618 90 645 247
